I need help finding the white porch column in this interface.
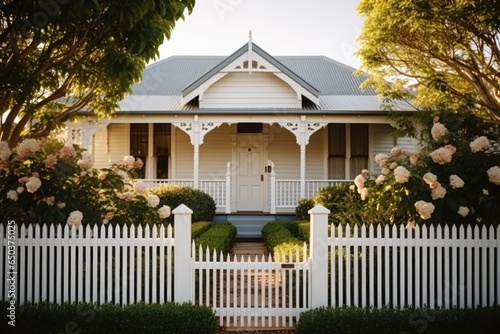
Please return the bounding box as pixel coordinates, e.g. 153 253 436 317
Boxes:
225 162 231 213
309 204 330 308
299 116 307 199
269 161 276 214
280 116 327 200
193 116 200 189
172 116 222 190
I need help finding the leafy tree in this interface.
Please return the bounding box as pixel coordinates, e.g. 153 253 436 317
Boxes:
0 0 195 147
356 0 500 121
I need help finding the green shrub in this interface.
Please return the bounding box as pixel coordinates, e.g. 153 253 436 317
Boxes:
150 185 216 223
1 301 217 334
295 198 314 221
296 306 500 334
191 221 213 239
194 222 237 257
261 220 305 261
297 221 310 242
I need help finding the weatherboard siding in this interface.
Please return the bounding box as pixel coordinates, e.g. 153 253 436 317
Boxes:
92 124 129 169
199 124 232 179
201 72 300 109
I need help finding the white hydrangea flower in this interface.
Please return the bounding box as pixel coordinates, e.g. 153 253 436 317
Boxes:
121 191 135 202
7 190 18 201
375 153 389 168
449 175 465 189
414 200 435 220
25 176 42 193
375 175 385 184
134 181 147 195
147 194 160 208
487 166 500 185
67 210 83 227
431 186 447 200
16 139 40 158
0 141 12 160
354 174 365 190
394 166 411 183
45 196 55 206
469 136 491 153
158 205 171 219
423 172 438 184
77 152 94 170
431 122 448 141
122 155 135 170
458 206 470 217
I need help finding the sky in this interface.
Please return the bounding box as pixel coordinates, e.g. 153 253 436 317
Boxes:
157 0 364 68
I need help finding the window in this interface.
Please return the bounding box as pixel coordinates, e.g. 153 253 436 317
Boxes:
350 124 369 178
237 123 263 133
130 124 148 178
154 124 171 179
328 124 346 179
328 124 369 179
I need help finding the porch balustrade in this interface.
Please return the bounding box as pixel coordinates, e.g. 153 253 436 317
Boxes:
137 176 352 214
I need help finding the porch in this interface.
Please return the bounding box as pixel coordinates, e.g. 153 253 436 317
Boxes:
137 162 353 214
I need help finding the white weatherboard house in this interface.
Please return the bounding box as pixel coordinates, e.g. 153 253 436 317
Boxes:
71 38 416 223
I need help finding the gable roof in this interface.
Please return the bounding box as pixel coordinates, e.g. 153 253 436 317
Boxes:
181 42 320 100
120 44 414 114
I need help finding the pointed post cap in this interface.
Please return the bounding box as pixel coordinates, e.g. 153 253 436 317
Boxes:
172 203 193 214
308 204 330 214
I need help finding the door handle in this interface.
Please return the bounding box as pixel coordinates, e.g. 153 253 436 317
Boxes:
261 174 264 181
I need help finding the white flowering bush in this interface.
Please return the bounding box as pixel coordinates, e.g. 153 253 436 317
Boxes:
351 110 500 226
0 138 170 227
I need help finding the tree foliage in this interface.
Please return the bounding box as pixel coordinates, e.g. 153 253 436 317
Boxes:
0 0 194 147
356 0 500 121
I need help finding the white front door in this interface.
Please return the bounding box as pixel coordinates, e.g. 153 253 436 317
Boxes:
236 135 264 211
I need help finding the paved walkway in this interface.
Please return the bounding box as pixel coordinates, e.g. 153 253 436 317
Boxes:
231 240 269 259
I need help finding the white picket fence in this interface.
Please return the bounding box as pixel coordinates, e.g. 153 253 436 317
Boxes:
327 223 500 309
1 204 499 329
1 222 175 305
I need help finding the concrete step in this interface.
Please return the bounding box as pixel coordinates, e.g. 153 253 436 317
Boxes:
227 216 275 238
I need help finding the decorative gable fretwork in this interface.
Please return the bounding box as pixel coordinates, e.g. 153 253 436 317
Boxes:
181 41 319 108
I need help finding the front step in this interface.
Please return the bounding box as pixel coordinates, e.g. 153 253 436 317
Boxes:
227 215 275 238
214 214 296 238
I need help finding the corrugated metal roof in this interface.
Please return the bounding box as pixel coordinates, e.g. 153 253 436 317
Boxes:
120 49 414 113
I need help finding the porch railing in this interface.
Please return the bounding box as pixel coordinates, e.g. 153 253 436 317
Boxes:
137 162 352 213
274 179 353 208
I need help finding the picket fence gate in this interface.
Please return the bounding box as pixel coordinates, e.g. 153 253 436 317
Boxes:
1 204 500 330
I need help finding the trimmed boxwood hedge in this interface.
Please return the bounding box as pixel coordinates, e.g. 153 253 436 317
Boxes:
194 222 237 258
261 220 305 261
296 306 500 334
1 301 217 334
191 221 213 239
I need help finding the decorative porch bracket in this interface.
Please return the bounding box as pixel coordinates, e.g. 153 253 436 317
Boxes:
172 116 222 189
66 120 110 152
280 116 327 198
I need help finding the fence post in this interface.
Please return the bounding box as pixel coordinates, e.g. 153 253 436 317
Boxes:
225 161 231 214
270 161 276 214
309 204 330 308
173 204 193 303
